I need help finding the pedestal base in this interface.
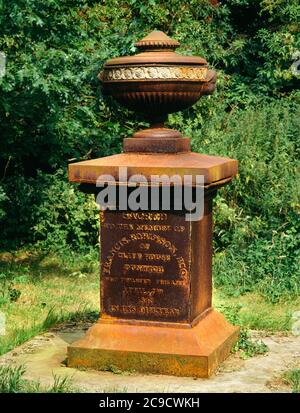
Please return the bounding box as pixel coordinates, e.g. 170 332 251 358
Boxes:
67 310 239 378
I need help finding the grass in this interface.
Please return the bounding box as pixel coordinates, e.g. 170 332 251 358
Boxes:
0 249 99 356
283 368 300 393
214 289 300 332
0 363 76 393
214 291 300 358
0 248 299 361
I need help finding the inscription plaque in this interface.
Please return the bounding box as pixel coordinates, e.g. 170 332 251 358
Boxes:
100 210 191 322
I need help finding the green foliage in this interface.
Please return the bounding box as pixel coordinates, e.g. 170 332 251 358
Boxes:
0 1 299 301
0 248 99 355
0 271 22 305
171 97 300 301
1 170 99 251
0 364 26 393
218 303 268 358
48 374 75 393
187 101 300 302
0 0 299 178
0 364 75 393
0 186 8 221
233 328 269 359
283 368 300 393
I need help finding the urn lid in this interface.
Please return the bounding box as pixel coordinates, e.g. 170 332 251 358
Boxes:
103 30 207 67
135 30 180 50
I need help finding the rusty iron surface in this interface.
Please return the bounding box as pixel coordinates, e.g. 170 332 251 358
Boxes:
100 210 191 323
67 309 240 378
68 152 238 186
98 30 216 148
100 192 216 326
123 136 191 153
100 78 216 118
190 195 214 319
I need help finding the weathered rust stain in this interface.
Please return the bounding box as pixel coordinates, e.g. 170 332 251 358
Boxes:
100 210 191 323
67 310 240 378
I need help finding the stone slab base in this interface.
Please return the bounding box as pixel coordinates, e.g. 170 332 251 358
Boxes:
67 310 239 378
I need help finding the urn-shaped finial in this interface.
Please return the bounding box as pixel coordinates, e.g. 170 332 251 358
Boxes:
99 31 216 148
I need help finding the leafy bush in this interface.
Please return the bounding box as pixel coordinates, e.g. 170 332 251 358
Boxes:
0 0 299 179
0 170 99 251
0 1 299 300
172 98 300 301
185 101 300 301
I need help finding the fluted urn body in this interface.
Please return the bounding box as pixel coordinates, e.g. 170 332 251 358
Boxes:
99 31 216 123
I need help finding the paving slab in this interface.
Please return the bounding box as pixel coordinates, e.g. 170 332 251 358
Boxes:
0 326 299 393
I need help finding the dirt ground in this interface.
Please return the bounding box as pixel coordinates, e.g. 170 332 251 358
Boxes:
0 323 299 393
